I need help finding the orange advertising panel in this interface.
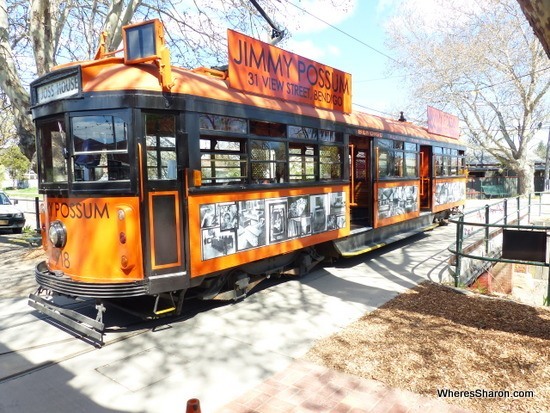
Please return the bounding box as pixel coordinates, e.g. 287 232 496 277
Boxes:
227 30 352 113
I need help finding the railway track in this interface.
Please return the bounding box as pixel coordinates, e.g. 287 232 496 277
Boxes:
0 290 233 385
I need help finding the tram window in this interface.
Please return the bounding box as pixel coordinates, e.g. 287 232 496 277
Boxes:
404 152 418 177
288 126 342 143
200 137 247 185
289 143 316 181
320 145 343 180
378 139 392 149
250 120 286 137
320 130 343 143
355 150 367 180
438 159 444 176
459 151 466 173
393 152 404 176
37 119 68 183
450 157 458 175
376 138 418 179
199 114 247 133
144 113 176 180
72 115 129 182
378 150 389 178
433 146 465 177
250 140 286 183
288 126 317 140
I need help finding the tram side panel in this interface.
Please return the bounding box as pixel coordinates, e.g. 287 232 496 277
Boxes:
186 185 350 279
374 180 420 229
432 177 467 214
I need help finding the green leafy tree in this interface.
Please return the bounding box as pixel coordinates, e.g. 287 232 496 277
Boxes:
0 145 30 187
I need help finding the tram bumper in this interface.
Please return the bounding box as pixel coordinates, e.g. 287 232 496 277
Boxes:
28 261 148 345
28 292 105 345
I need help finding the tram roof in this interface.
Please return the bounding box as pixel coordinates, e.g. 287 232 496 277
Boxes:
54 58 462 146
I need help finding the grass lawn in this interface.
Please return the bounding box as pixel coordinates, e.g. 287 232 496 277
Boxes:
3 187 40 198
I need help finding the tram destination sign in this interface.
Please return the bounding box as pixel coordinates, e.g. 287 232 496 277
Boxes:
33 71 81 105
227 30 352 113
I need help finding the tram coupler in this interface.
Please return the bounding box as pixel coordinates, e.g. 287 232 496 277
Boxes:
28 290 105 346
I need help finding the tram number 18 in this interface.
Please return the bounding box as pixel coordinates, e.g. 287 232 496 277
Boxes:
52 249 71 269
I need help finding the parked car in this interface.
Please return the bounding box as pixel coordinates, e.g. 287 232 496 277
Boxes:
0 191 25 234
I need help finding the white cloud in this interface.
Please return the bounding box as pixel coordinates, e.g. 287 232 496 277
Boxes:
285 38 342 62
285 39 327 61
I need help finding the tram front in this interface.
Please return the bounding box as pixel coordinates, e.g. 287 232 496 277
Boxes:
27 20 189 344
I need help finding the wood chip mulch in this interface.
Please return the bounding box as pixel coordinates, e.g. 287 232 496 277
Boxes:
304 281 550 413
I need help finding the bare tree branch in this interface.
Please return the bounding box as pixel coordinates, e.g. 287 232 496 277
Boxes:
386 0 550 194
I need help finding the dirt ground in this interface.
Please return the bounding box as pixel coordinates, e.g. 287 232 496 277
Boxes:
3 231 549 412
0 232 45 298
304 281 550 413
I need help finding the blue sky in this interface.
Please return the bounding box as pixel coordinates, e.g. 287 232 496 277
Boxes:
282 0 407 118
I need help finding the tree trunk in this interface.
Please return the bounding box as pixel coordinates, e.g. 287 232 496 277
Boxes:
30 0 55 76
0 0 35 161
545 128 550 191
516 162 535 196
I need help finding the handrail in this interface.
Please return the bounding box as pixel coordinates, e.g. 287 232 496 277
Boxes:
349 144 357 206
448 193 550 306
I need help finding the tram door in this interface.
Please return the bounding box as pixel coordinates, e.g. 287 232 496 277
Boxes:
420 146 432 209
141 112 186 277
349 136 372 226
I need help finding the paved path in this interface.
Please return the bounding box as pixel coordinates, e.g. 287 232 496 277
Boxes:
0 222 469 413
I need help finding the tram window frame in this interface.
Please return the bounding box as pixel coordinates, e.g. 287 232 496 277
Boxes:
249 120 287 183
250 138 287 183
71 112 131 184
288 125 345 182
199 114 249 186
144 113 177 181
36 117 69 186
289 142 316 182
197 113 345 187
376 138 418 179
199 114 247 133
200 136 248 185
320 144 343 180
433 146 466 177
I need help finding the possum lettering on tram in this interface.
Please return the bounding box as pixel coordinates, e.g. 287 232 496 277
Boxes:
48 201 110 219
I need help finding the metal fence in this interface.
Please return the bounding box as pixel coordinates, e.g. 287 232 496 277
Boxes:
449 193 550 306
12 196 41 230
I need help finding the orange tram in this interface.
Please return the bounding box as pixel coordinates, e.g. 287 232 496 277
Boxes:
28 20 466 343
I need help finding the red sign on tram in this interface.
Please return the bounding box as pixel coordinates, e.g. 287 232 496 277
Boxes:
427 106 460 139
227 30 352 113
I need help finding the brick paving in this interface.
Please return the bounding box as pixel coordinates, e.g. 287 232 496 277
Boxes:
215 360 471 413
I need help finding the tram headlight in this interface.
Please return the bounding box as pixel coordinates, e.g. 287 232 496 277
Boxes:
48 221 67 248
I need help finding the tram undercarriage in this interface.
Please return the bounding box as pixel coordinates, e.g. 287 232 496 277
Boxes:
27 214 453 346
27 246 326 345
